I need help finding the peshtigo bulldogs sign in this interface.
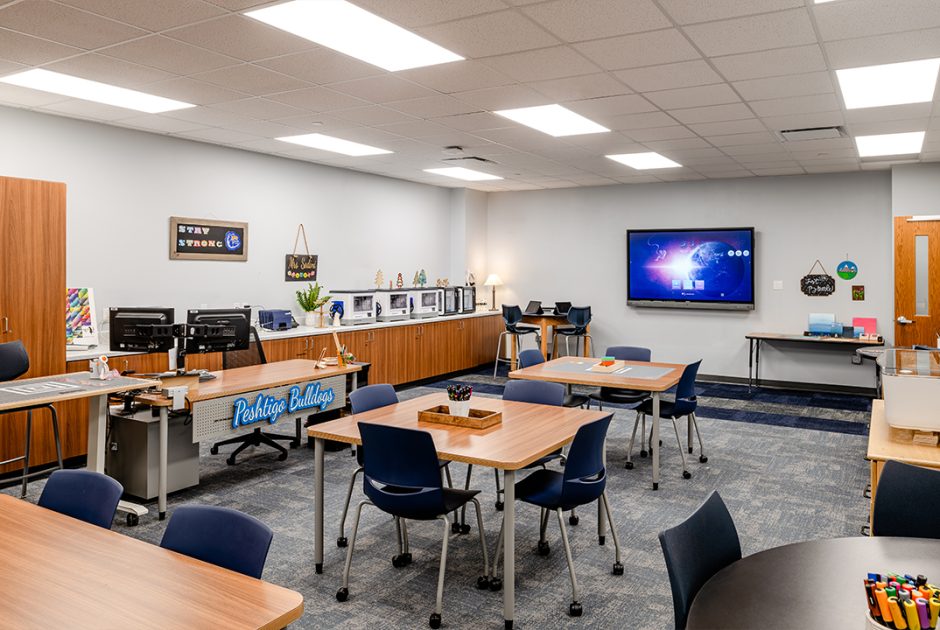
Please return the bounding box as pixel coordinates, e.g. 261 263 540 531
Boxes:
232 382 335 429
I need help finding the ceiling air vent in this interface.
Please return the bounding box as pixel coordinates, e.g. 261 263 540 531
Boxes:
777 126 847 142
442 155 498 164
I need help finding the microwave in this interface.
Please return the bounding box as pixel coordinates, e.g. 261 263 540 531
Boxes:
459 285 477 314
330 291 376 325
442 287 460 316
409 288 442 319
375 289 410 322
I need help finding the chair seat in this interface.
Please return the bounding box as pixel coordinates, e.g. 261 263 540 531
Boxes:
563 393 590 408
635 398 687 419
514 468 573 511
378 485 480 520
507 325 539 335
554 327 587 337
589 390 649 406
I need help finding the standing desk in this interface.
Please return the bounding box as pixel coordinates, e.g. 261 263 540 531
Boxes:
137 359 360 520
745 332 883 390
308 392 608 629
0 494 304 628
0 371 159 521
510 313 591 370
510 356 685 490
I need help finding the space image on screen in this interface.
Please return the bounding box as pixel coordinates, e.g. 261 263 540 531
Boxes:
627 228 755 311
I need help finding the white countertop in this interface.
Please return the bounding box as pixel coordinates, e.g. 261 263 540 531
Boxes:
66 310 499 363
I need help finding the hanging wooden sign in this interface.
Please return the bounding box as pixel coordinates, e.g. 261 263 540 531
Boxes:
286 224 318 281
800 259 835 296
170 216 248 261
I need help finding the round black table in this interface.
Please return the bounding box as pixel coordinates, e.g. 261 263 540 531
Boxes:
687 537 940 629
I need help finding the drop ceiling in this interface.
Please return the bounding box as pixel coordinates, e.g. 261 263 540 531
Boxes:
0 0 939 191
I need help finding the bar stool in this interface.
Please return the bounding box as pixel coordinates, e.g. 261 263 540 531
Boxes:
0 340 63 497
492 305 539 377
551 306 593 359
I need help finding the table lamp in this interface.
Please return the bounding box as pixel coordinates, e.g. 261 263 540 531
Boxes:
483 274 503 311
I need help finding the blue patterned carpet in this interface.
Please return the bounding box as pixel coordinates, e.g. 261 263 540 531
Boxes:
4 370 873 629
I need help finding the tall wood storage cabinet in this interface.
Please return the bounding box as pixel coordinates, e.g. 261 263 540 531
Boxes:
0 176 67 474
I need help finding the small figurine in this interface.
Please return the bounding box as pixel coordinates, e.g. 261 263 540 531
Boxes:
396 272 403 289
374 269 384 289
412 270 421 286
419 269 427 287
466 270 476 286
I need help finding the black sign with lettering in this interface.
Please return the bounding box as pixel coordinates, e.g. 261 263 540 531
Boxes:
169 216 248 261
285 254 318 281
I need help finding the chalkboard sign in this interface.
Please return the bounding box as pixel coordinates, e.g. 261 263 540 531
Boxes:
286 254 318 281
170 216 248 261
800 260 835 296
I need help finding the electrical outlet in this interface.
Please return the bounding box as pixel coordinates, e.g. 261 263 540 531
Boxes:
773 280 783 291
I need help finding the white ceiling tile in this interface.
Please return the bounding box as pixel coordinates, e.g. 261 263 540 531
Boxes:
530 73 631 101
655 171 707 181
177 126 259 144
118 114 208 134
803 163 859 173
780 137 853 152
687 118 767 136
757 111 845 132
683 9 816 57
482 46 600 82
330 105 419 126
39 98 136 121
220 118 304 137
625 126 696 142
711 45 826 81
721 143 787 156
235 137 303 153
643 137 711 150
210 97 306 120
160 105 255 126
845 118 931 137
825 28 940 69
385 95 481 119
607 110 678 130
669 103 754 124
521 0 670 42
56 0 226 32
100 35 240 76
814 0 940 42
749 94 840 118
202 0 273 10
0 0 146 49
751 167 804 176
145 76 250 104
44 53 174 87
0 83 67 107
431 111 515 132
574 29 699 71
397 61 513 94
789 147 858 160
266 87 368 112
165 15 314 62
658 0 804 25
644 83 740 110
327 74 438 103
0 27 82 65
707 132 778 147
269 113 360 133
374 119 451 138
733 71 834 102
256 49 383 85
565 94 657 118
561 132 644 152
346 0 507 28
190 64 310 96
416 11 559 58
0 59 25 75
454 84 548 110
613 60 722 92
843 103 934 124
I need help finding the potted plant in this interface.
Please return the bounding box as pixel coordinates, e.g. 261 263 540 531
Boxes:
296 282 331 327
446 384 473 417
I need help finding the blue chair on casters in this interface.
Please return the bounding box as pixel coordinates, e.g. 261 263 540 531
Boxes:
492 415 623 617
629 360 706 479
160 505 273 578
872 460 940 539
659 491 741 630
336 422 490 630
587 346 652 410
493 305 539 377
38 469 123 529
518 349 589 408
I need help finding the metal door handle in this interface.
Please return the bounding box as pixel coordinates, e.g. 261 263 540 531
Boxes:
1 317 9 333
897 316 914 325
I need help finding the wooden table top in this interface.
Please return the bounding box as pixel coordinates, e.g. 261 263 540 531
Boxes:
308 392 609 470
522 313 569 323
746 331 884 345
867 399 940 467
0 494 303 629
509 356 684 392
0 372 159 412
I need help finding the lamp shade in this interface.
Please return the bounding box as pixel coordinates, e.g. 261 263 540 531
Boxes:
483 273 503 287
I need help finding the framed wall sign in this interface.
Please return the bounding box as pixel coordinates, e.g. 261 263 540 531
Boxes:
285 223 318 281
170 216 248 261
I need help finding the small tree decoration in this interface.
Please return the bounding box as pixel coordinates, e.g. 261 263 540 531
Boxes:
413 270 421 286
374 269 384 289
419 269 427 286
396 273 403 288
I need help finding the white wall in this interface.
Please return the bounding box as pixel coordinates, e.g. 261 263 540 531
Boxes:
0 106 453 321
892 163 940 216
486 173 893 388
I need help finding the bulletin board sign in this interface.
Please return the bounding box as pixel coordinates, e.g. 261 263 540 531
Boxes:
170 216 248 261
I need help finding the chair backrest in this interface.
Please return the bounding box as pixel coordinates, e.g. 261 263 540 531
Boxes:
659 491 742 630
517 349 546 368
560 415 612 506
672 360 703 416
501 304 524 329
0 340 30 381
222 326 266 370
872 460 940 539
349 383 399 414
554 301 572 315
38 470 123 529
359 422 445 519
605 346 652 362
160 505 274 578
566 306 592 330
503 379 564 406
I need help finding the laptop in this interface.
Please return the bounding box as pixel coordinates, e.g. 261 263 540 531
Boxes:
554 301 572 315
523 300 543 316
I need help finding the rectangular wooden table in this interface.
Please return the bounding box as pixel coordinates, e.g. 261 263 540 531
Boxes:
0 494 303 628
308 392 609 629
745 332 883 390
510 356 685 490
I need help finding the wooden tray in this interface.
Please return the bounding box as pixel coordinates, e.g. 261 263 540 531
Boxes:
588 360 625 373
418 405 502 429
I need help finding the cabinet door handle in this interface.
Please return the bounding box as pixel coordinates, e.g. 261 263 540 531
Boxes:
1 317 9 333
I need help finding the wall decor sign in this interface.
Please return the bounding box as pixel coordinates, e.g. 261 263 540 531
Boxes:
285 223 318 281
66 287 98 347
800 259 836 296
852 285 865 301
231 382 335 429
170 216 248 261
837 260 859 280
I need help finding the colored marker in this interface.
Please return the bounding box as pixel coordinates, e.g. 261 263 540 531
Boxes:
917 598 930 629
918 576 928 587
904 599 922 630
877 589 894 623
890 597 909 630
929 598 939 628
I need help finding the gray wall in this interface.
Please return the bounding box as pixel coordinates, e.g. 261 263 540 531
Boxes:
486 173 893 388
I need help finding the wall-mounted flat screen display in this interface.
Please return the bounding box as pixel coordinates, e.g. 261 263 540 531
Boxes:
627 228 755 311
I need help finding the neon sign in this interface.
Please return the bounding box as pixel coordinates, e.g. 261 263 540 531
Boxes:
232 382 336 429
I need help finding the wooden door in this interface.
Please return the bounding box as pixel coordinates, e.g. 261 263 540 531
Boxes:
895 216 940 346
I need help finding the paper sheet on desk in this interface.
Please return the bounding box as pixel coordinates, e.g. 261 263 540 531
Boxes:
545 362 674 380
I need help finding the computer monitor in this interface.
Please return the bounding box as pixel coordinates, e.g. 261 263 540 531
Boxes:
524 300 542 315
184 308 251 354
554 301 572 315
109 307 175 352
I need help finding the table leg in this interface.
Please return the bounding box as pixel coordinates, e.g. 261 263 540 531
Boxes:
86 395 107 473
652 392 661 491
503 469 515 629
540 321 549 358
747 338 754 391
158 407 168 520
583 324 591 357
315 437 325 574
755 340 761 388
510 334 518 371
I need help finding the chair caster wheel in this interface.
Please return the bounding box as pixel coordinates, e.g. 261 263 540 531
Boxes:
277 452 288 461
126 513 139 527
477 576 490 590
489 577 503 592
290 440 300 449
429 613 442 629
495 501 504 511
682 471 692 480
699 455 708 463
337 537 348 548
210 446 219 455
336 588 348 602
460 524 471 535
598 535 605 546
688 447 693 454
226 456 236 466
613 562 624 576
392 553 412 568
569 602 583 617
640 450 648 458
537 540 550 556
624 461 634 470
569 514 579 526
451 522 462 534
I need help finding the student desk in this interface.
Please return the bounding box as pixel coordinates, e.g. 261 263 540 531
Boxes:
510 313 591 369
308 392 608 629
0 494 303 628
866 398 940 531
686 536 940 629
745 332 883 390
510 356 684 490
137 359 360 520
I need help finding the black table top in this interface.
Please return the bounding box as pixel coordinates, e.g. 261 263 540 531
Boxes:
687 537 940 630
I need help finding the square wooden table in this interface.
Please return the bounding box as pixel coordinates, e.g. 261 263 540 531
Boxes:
510 356 685 490
308 392 609 629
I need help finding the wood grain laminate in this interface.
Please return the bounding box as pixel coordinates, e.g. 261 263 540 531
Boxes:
0 494 303 629
308 392 609 470
182 359 360 403
509 356 684 391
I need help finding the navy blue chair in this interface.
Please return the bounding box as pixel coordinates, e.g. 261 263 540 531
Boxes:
160 504 273 578
493 305 539 376
551 306 593 359
630 360 706 479
587 346 652 410
38 469 123 529
337 423 490 630
872 460 940 539
659 491 741 630
518 349 589 409
494 415 622 617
